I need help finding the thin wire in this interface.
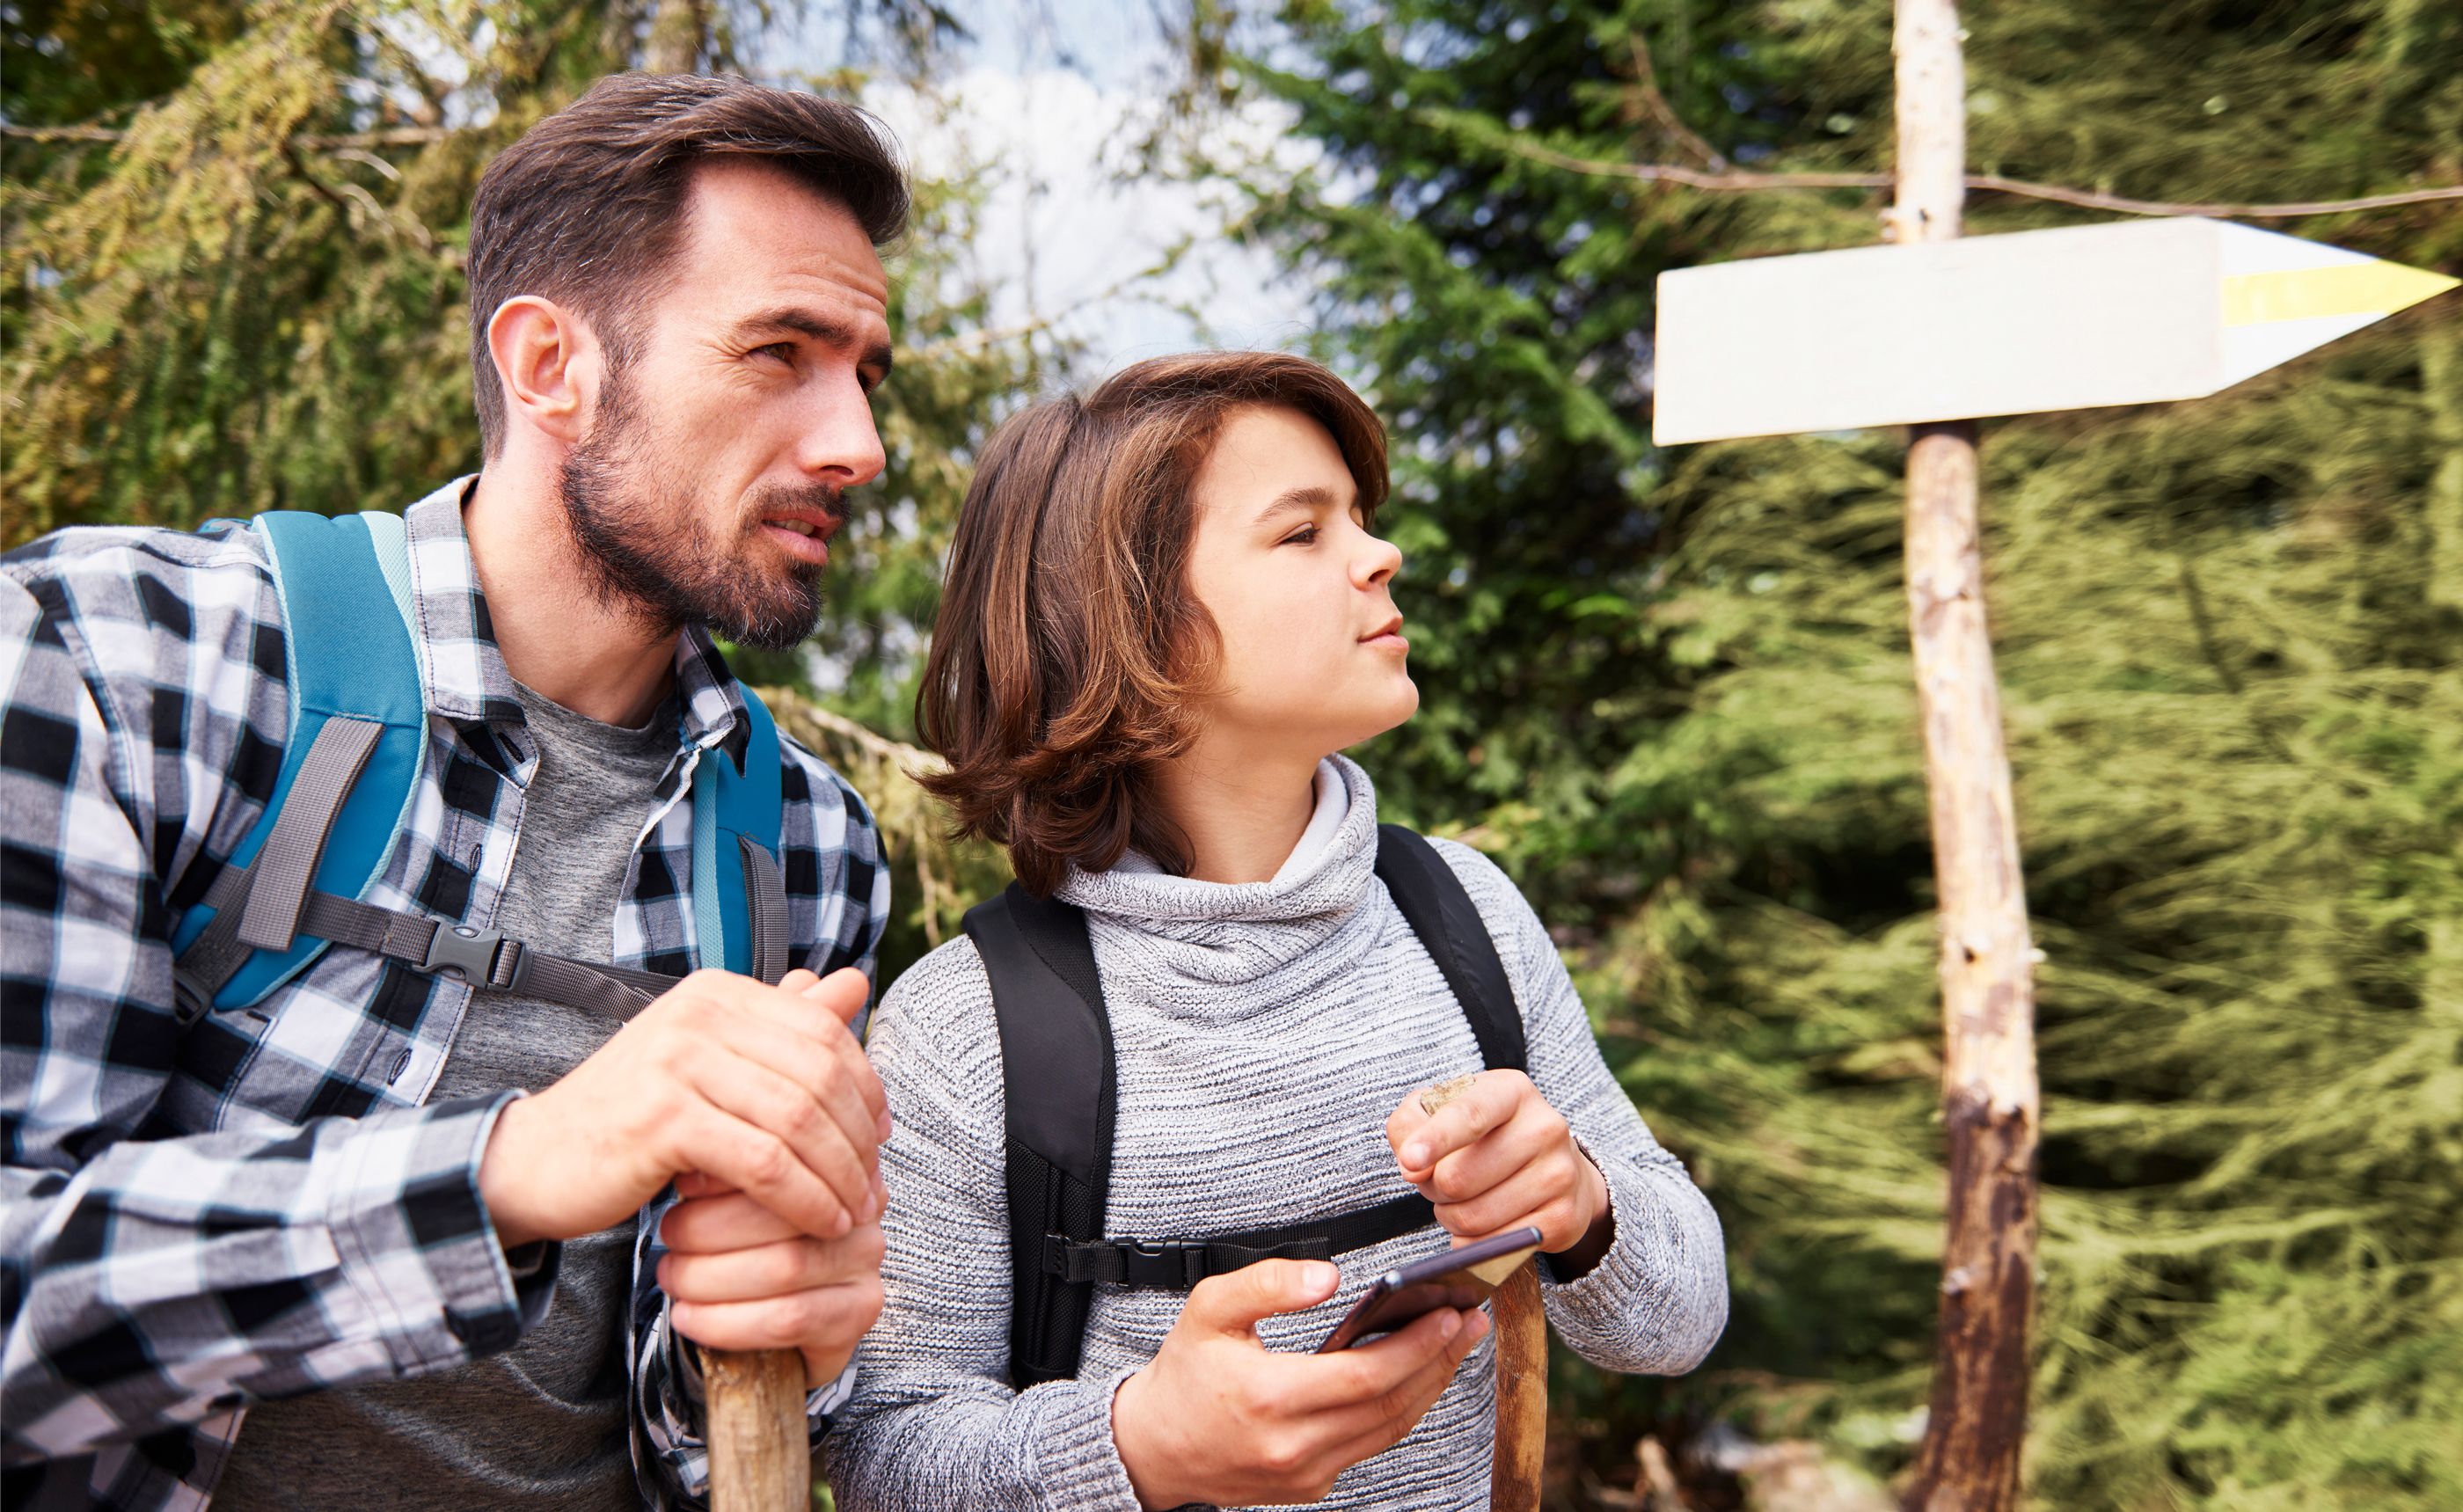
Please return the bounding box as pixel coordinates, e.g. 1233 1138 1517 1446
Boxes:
1495 136 2463 221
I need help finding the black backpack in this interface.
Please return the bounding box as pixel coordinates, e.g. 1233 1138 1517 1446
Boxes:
961 823 1528 1388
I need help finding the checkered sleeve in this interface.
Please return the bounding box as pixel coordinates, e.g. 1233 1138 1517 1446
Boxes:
627 734 889 1508
0 561 552 1465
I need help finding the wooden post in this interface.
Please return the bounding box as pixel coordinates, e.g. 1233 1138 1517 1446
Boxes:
1890 3 2042 1508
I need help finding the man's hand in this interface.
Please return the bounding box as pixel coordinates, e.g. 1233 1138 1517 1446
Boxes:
1109 1259 1488 1509
1387 1070 1614 1275
656 1180 887 1391
478 966 886 1252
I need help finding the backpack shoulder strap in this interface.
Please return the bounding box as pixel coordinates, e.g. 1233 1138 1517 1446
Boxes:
170 511 427 1014
1373 823 1527 1075
173 511 727 1023
962 883 1115 1390
693 683 789 983
963 829 1524 1386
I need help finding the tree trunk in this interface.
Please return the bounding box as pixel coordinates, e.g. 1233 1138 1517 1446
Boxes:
2423 321 2463 612
646 0 705 74
1892 4 2042 1509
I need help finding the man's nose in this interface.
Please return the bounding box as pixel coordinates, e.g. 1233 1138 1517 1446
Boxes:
793 374 888 488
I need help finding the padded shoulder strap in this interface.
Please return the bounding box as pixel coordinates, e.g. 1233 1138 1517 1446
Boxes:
963 884 1115 1388
169 511 427 1012
691 685 787 982
968 831 1522 1385
1374 824 1527 1074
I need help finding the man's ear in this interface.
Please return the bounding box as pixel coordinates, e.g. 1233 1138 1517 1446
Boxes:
486 295 605 448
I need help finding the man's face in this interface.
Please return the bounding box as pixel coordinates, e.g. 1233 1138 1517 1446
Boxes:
560 158 892 650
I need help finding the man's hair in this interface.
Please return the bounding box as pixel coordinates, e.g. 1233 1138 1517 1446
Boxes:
465 71 910 458
916 351 1389 896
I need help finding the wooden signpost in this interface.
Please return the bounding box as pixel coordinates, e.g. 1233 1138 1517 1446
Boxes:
1647 3 2455 1508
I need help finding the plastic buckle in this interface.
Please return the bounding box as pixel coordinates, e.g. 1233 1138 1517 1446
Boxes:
1117 1238 1204 1289
422 923 506 984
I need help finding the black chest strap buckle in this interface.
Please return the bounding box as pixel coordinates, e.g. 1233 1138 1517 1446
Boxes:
1041 1190 1438 1290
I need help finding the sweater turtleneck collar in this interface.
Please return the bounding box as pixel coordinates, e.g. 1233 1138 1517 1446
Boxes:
1055 755 1381 940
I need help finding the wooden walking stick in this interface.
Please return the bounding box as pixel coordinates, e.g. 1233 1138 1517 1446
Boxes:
1487 1262 1547 1512
703 1347 810 1512
1418 1077 1548 1512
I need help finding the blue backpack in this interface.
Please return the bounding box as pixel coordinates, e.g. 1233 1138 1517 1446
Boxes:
167 509 790 1022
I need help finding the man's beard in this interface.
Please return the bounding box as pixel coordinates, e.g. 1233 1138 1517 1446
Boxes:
558 369 841 652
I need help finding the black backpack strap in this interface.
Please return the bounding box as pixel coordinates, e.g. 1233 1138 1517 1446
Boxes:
1373 823 1527 1075
962 883 1115 1389
968 828 1525 1385
1045 1190 1435 1289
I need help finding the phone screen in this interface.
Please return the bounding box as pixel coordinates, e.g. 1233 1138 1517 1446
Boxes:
1313 1226 1544 1353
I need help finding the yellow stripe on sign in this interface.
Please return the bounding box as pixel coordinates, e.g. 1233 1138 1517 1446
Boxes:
2222 260 2459 327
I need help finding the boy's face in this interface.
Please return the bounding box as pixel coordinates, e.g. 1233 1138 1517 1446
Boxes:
1181 404 1418 763
559 158 894 648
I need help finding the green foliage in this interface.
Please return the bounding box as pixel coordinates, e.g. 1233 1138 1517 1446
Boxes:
1239 0 2463 1504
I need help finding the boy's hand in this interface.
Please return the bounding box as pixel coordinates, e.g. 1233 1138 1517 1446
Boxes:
1386 1070 1614 1271
1110 1260 1487 1508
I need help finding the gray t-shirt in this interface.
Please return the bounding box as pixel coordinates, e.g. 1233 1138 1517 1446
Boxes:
216 681 680 1511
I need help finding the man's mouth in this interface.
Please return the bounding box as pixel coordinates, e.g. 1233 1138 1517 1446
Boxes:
758 506 842 566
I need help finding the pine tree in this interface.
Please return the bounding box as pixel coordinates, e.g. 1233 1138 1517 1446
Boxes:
1239 1 2463 1504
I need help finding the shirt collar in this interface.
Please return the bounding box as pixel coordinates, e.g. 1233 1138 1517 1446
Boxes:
400 477 756 769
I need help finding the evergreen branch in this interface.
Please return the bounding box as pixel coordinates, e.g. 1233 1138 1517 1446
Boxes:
1619 34 1726 172
3 123 458 149
1453 118 2463 220
281 141 441 255
765 690 944 777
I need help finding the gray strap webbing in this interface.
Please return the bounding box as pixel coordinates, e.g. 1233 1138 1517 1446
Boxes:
178 862 686 1023
172 717 781 1019
288 888 674 1019
739 835 790 986
236 717 385 953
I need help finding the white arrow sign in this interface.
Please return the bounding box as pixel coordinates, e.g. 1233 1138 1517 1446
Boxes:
1650 216 2458 445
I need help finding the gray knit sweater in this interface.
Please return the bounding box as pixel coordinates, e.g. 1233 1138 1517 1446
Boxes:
822 757 1727 1510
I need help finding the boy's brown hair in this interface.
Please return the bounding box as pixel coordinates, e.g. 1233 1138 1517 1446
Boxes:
916 352 1389 896
466 71 909 458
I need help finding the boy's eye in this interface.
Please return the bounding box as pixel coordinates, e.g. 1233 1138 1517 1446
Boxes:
1281 524 1320 546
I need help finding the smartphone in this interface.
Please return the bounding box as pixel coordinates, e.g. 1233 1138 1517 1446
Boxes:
1313 1226 1545 1353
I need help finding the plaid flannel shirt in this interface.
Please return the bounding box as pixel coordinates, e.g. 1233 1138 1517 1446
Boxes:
0 478 890 1510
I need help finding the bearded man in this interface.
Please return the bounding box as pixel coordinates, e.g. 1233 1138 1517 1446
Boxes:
3 74 903 1511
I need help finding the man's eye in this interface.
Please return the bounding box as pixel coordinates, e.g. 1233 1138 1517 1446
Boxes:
754 342 796 364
